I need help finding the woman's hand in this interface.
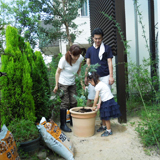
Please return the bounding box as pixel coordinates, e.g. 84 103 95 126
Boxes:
53 85 58 93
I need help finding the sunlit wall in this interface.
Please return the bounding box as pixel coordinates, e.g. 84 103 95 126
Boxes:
156 0 160 76
125 0 150 65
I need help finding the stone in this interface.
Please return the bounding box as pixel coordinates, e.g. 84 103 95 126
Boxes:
37 151 47 160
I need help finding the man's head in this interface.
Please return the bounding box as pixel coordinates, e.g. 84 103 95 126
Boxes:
92 28 104 47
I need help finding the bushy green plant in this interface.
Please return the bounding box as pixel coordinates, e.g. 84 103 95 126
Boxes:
48 53 62 119
127 58 155 102
0 26 52 125
23 43 51 121
48 53 62 90
50 90 62 120
0 26 36 125
74 63 100 107
135 105 160 147
33 51 51 121
8 119 39 143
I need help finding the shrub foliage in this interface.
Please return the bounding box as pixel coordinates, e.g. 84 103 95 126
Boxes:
0 26 35 125
0 26 51 125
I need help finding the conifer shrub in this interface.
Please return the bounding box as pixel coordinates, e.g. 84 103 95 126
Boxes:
0 26 36 125
23 42 51 121
48 53 62 119
33 51 51 121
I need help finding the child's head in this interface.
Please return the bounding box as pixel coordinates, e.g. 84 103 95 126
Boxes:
65 44 82 66
87 72 100 86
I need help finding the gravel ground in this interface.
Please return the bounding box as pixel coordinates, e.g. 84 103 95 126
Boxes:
47 116 160 160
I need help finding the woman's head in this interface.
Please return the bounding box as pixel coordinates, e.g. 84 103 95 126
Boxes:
65 45 82 66
87 72 100 86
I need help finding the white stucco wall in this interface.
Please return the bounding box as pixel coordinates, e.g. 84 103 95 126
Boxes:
125 0 136 63
60 15 91 55
124 0 160 94
125 0 160 77
73 17 91 45
125 0 150 65
157 0 160 76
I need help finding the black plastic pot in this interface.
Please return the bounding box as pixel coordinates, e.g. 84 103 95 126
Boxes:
18 134 41 153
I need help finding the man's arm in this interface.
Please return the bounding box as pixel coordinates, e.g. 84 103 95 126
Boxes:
107 58 114 85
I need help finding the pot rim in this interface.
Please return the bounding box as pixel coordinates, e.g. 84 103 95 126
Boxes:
19 134 41 145
70 107 97 115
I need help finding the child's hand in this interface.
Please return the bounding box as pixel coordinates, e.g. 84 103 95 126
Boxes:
92 106 96 111
96 103 100 110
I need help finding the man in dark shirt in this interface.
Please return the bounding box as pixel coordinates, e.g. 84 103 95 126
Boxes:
85 28 114 132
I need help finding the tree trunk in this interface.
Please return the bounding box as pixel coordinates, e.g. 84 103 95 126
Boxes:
65 22 72 47
62 0 72 47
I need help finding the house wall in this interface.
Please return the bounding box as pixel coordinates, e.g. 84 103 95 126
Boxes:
60 16 91 55
125 0 160 72
157 0 160 76
125 0 150 65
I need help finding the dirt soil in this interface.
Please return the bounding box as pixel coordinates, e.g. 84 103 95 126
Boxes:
49 116 160 160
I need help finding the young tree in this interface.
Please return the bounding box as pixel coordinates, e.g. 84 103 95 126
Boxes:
29 0 86 47
11 0 39 49
0 0 13 55
1 0 85 51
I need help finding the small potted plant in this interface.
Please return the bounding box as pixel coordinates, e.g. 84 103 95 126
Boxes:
8 119 40 155
70 64 99 137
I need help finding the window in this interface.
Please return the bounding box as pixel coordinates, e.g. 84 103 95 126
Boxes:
81 0 89 16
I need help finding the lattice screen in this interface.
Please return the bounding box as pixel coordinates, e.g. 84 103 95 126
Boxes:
89 0 117 55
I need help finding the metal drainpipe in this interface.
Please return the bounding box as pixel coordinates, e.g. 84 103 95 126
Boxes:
148 0 159 97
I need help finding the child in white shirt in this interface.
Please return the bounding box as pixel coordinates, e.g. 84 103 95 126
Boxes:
87 72 121 137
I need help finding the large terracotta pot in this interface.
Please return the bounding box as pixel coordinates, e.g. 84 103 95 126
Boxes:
70 107 97 137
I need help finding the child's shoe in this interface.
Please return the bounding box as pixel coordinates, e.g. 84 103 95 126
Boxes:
101 130 112 137
97 126 107 132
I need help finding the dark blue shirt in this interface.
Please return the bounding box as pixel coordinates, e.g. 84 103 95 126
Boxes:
85 45 113 77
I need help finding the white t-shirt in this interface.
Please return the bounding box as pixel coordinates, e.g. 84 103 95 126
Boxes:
95 81 114 102
58 54 84 85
